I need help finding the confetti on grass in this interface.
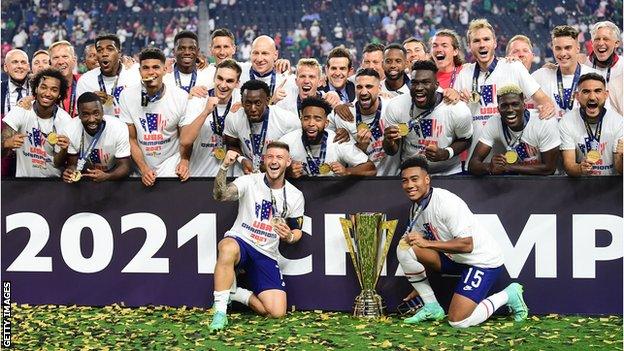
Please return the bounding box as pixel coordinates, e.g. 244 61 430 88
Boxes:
9 304 623 350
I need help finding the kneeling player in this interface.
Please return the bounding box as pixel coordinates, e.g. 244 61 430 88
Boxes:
210 142 305 331
396 156 528 327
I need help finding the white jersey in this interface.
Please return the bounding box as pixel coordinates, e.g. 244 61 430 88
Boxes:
582 55 624 85
479 110 561 165
559 107 623 175
186 91 242 177
118 84 192 176
454 59 541 158
279 129 370 176
531 65 598 120
383 93 473 175
238 62 294 97
412 187 504 268
163 66 214 92
65 115 131 171
330 99 400 176
76 65 142 118
226 173 305 260
3 104 73 177
223 105 300 161
380 78 410 99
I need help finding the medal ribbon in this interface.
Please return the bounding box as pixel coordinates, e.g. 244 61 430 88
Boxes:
408 92 443 137
98 64 122 98
404 187 434 235
471 57 498 98
449 66 458 87
34 103 58 140
248 108 270 170
592 53 619 83
174 66 197 93
502 110 530 150
141 84 164 107
581 108 606 152
63 78 78 116
268 181 288 219
208 89 232 135
249 68 276 95
301 131 328 175
355 98 383 139
77 121 106 171
555 64 581 111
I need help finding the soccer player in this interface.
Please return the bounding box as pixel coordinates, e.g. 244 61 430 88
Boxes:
209 143 305 331
61 92 131 182
430 29 464 90
532 26 598 119
383 60 473 175
2 49 30 115
180 59 242 177
381 44 411 98
83 43 99 71
320 47 356 103
49 40 80 117
396 156 528 327
279 58 340 116
279 96 376 177
452 19 554 160
163 31 212 93
330 68 399 176
361 43 386 80
2 68 72 177
403 37 429 66
223 80 299 174
31 50 51 76
506 35 535 72
76 34 141 118
118 47 194 186
559 73 623 176
468 85 560 175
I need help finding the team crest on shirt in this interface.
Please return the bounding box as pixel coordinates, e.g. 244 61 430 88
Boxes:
256 199 273 220
27 128 46 147
140 113 167 133
87 148 111 170
422 223 438 241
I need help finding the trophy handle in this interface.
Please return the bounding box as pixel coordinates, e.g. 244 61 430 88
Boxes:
340 217 363 289
373 219 398 288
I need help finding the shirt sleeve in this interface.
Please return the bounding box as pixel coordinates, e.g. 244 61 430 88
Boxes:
478 116 498 147
613 118 623 153
451 103 474 139
442 192 475 239
2 107 25 132
175 90 191 127
512 61 541 99
537 118 561 152
65 120 80 155
180 96 205 127
118 91 134 125
115 122 131 158
232 173 251 198
288 189 305 218
338 142 370 167
558 118 576 150
223 111 239 139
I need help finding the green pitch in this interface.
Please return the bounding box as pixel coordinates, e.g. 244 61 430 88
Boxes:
9 304 622 350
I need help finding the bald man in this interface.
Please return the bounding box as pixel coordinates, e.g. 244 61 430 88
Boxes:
2 49 30 115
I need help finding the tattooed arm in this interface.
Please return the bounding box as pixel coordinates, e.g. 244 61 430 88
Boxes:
213 149 240 201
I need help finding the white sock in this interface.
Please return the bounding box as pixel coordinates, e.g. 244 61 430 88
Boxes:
230 287 253 306
396 245 438 304
213 290 230 314
449 290 509 328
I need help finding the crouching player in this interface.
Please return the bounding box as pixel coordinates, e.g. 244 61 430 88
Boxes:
396 156 528 327
209 142 305 331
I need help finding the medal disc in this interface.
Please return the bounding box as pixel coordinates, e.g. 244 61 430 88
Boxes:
213 147 226 160
397 123 409 136
356 123 369 132
104 95 114 107
505 150 519 164
469 92 480 104
47 132 58 145
586 150 601 163
71 171 82 182
319 163 331 175
270 217 284 226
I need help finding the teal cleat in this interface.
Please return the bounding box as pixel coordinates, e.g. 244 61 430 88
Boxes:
403 302 445 324
505 283 528 322
209 311 229 332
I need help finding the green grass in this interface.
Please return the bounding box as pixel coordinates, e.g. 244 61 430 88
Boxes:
8 304 623 350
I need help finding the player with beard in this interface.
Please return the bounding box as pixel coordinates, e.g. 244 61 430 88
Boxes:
279 96 376 177
49 41 80 117
381 44 411 98
180 59 243 177
396 156 527 327
76 34 141 118
163 31 212 93
383 60 473 175
209 143 305 331
506 36 535 72
468 85 560 175
559 73 623 176
320 47 356 103
2 68 72 177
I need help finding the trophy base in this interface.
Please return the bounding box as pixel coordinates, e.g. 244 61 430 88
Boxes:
353 289 385 318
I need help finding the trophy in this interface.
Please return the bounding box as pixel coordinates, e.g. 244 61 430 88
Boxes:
340 213 398 318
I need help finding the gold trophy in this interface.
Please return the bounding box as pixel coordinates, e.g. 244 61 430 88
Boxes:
340 213 398 318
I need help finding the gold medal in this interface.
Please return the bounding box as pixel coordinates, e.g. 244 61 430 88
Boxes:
318 163 331 175
213 147 226 160
270 217 284 226
469 91 481 104
104 95 114 107
397 123 409 137
71 171 82 182
398 238 411 250
586 150 601 163
356 123 369 132
505 150 519 164
47 132 58 145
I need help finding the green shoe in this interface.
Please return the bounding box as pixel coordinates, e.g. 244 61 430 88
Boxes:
505 283 528 322
209 311 229 332
403 302 445 324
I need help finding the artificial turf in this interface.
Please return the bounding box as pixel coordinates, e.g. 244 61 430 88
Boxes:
7 304 623 350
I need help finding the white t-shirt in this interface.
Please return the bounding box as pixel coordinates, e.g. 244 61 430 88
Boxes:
186 91 242 177
223 105 300 161
454 60 541 158
559 107 623 175
380 78 411 99
279 129 371 176
163 65 214 92
582 55 624 85
383 93 474 175
226 173 305 260
3 104 73 177
65 115 131 171
531 65 598 120
239 62 294 97
118 84 192 176
76 65 142 118
479 110 561 165
330 99 400 176
412 187 504 268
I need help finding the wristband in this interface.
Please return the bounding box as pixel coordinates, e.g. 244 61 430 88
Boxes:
220 163 229 171
236 155 246 164
445 147 454 160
